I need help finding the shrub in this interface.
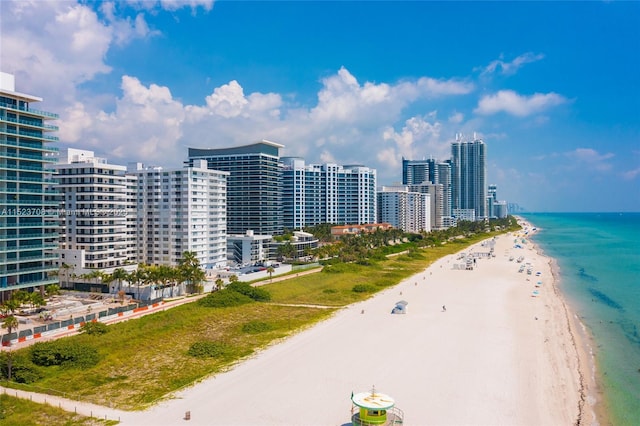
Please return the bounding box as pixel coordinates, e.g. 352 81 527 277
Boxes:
0 352 43 384
198 290 253 308
321 263 353 274
352 284 376 293
80 321 109 335
187 341 230 358
241 320 275 334
226 282 271 302
30 341 100 368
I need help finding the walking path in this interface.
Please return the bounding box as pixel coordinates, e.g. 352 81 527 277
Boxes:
1 385 128 423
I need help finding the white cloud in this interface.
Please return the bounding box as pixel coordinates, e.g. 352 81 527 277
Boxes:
475 90 567 117
565 148 614 172
621 167 640 180
1 1 112 101
204 81 249 118
50 67 472 185
448 112 464 124
480 52 545 76
158 0 214 12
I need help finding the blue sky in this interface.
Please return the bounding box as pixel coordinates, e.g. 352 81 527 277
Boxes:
2 1 639 212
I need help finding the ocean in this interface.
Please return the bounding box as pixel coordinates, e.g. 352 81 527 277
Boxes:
522 212 640 425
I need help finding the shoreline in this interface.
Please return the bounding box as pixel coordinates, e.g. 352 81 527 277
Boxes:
526 224 609 426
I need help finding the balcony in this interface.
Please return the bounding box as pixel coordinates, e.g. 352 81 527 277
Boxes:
0 232 58 241
0 127 59 141
0 175 56 184
0 163 47 172
0 277 59 290
0 116 58 131
1 151 58 162
0 138 59 152
0 100 59 119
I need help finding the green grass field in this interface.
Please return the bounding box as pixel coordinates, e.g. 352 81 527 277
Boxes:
0 394 117 426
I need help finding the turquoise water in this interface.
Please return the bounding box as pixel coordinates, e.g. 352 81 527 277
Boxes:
522 213 640 425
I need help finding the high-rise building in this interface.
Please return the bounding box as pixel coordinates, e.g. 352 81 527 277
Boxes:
402 158 434 185
451 134 487 220
401 157 452 226
188 141 283 236
378 185 431 233
487 184 508 219
282 157 306 231
281 157 377 229
51 148 134 276
408 183 443 230
436 161 453 219
0 72 59 300
128 160 228 268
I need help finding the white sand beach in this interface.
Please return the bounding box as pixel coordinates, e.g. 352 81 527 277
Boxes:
109 225 591 425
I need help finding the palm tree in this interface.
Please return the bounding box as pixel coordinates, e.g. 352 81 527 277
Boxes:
28 292 45 310
127 268 146 301
179 251 205 295
2 315 18 339
83 270 105 286
45 284 60 298
214 278 224 292
144 265 161 300
154 265 174 298
266 266 275 282
2 315 19 381
102 272 116 296
59 263 72 289
111 268 128 293
190 268 206 294
2 298 21 315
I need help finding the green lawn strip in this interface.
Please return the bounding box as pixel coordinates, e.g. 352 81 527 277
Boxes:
263 233 497 306
0 393 117 426
4 303 334 410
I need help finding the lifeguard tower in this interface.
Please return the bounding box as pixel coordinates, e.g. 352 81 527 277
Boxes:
351 386 404 425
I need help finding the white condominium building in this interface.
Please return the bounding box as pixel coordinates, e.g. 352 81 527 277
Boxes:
377 185 431 233
128 160 228 269
282 157 377 229
51 148 134 274
408 183 444 230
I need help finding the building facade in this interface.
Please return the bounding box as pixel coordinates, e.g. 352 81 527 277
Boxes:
408 183 443 230
0 72 59 299
401 157 452 227
128 160 228 269
378 185 431 233
451 134 487 220
188 140 283 236
281 157 377 230
51 148 134 276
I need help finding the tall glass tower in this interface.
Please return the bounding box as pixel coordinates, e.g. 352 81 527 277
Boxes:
451 135 487 220
0 72 59 300
187 140 283 236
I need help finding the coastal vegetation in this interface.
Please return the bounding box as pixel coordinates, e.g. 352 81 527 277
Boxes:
0 217 519 411
0 394 117 426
